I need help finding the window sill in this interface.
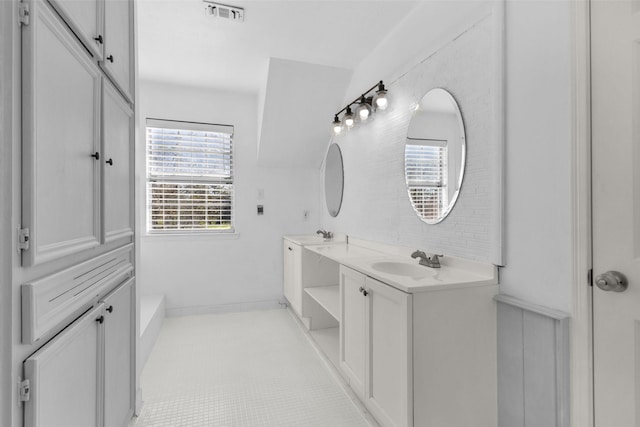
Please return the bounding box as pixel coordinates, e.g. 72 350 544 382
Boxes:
141 232 241 241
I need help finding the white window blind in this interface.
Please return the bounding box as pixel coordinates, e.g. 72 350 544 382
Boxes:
405 140 448 220
146 119 234 233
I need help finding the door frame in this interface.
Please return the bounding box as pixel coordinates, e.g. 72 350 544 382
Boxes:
570 0 593 426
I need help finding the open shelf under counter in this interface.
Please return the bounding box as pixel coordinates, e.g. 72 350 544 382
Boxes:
304 285 340 322
309 327 339 368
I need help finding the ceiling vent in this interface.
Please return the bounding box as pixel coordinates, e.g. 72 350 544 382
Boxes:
203 1 244 22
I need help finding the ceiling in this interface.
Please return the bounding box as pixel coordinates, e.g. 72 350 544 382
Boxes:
137 0 420 93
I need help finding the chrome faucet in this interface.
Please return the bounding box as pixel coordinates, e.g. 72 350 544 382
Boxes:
411 250 443 268
316 229 333 240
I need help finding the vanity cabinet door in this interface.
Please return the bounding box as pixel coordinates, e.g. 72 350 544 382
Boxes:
23 304 104 427
22 0 102 267
102 278 135 427
283 241 302 316
102 79 133 243
365 277 412 427
102 0 133 100
339 266 366 399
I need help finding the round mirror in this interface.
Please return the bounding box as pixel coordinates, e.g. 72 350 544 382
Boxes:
324 144 344 217
405 88 466 224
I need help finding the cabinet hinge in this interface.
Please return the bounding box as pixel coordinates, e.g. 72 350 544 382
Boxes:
588 268 593 287
18 228 30 251
18 379 30 402
18 2 30 26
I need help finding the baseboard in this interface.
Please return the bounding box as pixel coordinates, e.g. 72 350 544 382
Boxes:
165 299 286 317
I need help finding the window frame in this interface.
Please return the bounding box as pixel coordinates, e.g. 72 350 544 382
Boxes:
405 138 449 221
145 118 235 235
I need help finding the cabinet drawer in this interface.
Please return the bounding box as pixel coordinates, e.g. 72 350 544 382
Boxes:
22 244 133 344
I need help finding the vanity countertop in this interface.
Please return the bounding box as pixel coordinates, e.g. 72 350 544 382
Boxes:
302 240 497 294
283 234 346 246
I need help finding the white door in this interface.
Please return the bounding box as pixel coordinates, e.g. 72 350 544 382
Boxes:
365 277 412 427
592 1 640 425
22 0 101 266
24 305 103 427
339 266 366 399
48 0 104 60
103 0 132 100
103 79 133 243
102 278 135 427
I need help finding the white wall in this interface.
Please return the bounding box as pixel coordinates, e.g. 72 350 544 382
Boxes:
321 4 502 265
320 0 573 312
499 0 572 312
137 80 320 313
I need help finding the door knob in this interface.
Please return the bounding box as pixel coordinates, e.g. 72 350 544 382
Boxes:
595 271 628 292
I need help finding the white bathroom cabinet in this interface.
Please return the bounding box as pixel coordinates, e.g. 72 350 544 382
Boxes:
285 238 498 427
340 266 412 427
283 238 339 323
21 0 134 268
48 0 133 100
23 278 135 427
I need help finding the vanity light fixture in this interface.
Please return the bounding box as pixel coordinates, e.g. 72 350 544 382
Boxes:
331 80 390 136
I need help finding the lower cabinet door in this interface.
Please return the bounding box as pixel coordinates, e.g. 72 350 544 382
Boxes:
102 278 135 427
23 304 104 427
339 266 367 398
365 277 412 427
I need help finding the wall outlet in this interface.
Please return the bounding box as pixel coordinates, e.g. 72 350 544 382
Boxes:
257 205 264 215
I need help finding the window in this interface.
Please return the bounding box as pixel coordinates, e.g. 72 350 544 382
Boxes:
146 119 234 233
405 140 448 220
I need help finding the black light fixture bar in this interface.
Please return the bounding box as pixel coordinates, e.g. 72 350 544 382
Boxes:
335 81 382 116
331 80 389 137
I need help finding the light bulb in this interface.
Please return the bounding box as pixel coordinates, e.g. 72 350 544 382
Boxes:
373 81 389 111
331 115 343 136
374 93 388 110
355 96 373 122
343 106 355 129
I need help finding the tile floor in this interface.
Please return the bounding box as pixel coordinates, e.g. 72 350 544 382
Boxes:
131 309 373 426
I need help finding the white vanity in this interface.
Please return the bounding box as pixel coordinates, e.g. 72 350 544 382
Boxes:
283 235 498 427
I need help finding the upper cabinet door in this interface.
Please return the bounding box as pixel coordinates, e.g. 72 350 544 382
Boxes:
22 0 102 267
48 0 104 60
102 0 133 101
102 79 133 243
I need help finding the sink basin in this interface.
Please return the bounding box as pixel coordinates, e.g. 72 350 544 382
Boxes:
371 261 434 279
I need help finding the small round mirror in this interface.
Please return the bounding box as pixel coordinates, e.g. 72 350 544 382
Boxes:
405 88 466 224
324 144 344 217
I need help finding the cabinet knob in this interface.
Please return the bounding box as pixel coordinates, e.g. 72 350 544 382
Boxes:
359 286 368 296
96 315 104 324
90 152 100 160
107 55 114 63
106 305 113 313
288 247 292 251
106 158 113 166
94 35 103 44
